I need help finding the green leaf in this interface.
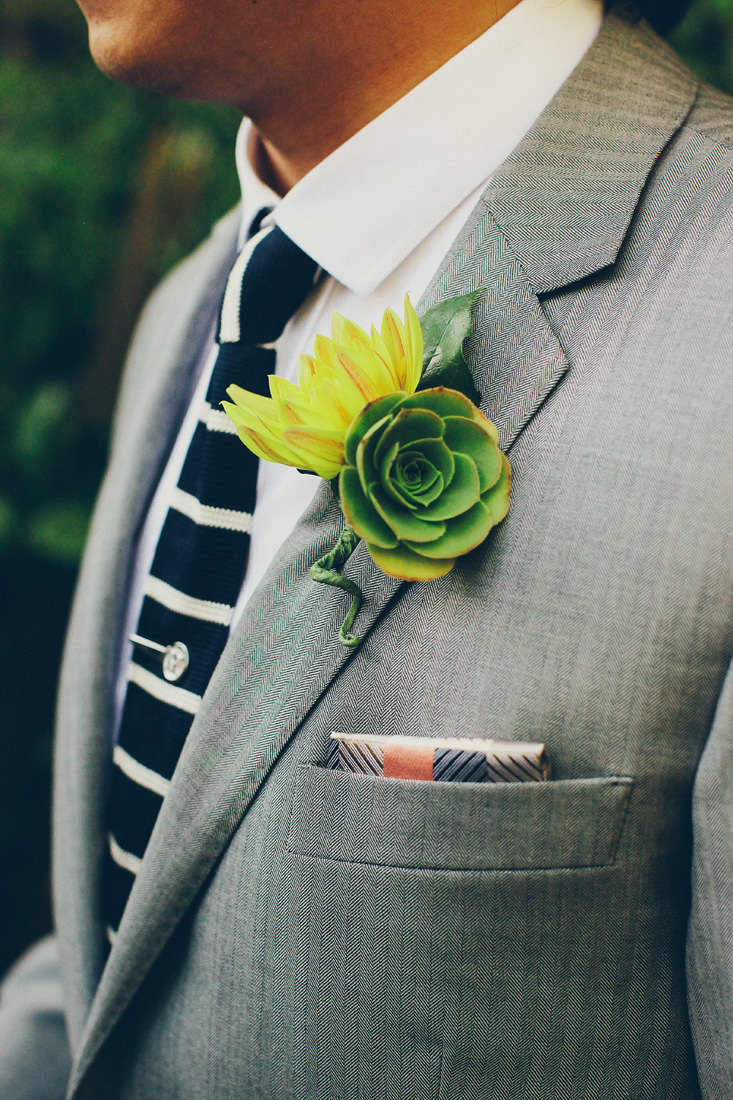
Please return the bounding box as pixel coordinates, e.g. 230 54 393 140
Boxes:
403 438 455 489
373 408 444 469
443 417 502 492
404 500 492 559
367 541 455 581
418 291 480 402
340 468 398 548
393 453 443 506
481 453 512 525
418 453 480 520
356 418 385 493
385 451 441 509
345 392 403 466
369 483 446 543
398 388 476 419
377 440 401 489
12 382 71 470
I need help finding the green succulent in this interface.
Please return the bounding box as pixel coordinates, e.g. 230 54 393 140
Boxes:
339 387 511 580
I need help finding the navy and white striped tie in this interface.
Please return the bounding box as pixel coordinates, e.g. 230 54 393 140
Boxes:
104 218 319 940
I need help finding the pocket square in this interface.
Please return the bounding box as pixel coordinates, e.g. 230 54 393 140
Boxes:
329 732 551 783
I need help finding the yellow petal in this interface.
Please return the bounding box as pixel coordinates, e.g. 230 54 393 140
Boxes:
268 374 300 403
222 393 281 433
402 294 423 393
380 307 406 369
313 334 337 370
237 426 303 468
315 376 356 428
330 313 348 344
338 316 372 354
221 400 252 432
297 353 318 385
368 326 403 390
345 342 398 396
335 348 383 405
266 377 302 423
282 425 346 479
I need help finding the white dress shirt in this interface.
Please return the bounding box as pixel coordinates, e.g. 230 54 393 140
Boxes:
116 0 602 725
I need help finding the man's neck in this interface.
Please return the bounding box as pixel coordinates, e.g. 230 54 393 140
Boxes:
247 0 524 194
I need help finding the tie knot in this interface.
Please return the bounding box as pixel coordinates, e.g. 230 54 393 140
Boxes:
218 224 319 347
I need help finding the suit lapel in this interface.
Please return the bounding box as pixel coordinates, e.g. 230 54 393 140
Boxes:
484 14 696 298
421 203 570 451
68 15 697 1093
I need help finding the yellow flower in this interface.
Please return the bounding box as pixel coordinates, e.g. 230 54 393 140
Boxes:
222 295 423 480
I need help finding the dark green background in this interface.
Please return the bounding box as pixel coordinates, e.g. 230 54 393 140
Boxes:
1 0 731 978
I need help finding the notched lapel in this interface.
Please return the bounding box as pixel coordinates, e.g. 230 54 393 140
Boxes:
485 15 697 297
421 14 696 453
420 204 570 452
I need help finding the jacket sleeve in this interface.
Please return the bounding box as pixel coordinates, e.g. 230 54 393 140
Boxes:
686 657 733 1100
0 936 71 1100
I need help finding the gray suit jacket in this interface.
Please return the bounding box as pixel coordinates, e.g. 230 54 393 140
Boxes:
1 13 731 1100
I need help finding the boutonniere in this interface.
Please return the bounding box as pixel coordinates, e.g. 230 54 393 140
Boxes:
223 293 510 646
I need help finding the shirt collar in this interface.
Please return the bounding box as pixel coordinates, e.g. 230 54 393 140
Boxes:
236 0 602 296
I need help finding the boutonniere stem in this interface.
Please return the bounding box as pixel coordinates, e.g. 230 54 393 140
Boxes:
224 292 510 648
309 524 361 648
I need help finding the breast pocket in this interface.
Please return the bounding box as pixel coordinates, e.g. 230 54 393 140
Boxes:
278 766 635 1100
288 764 634 870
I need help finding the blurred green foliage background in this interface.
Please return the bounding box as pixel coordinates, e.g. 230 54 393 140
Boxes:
1 0 731 977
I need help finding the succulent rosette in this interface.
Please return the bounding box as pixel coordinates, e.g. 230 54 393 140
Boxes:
339 387 510 580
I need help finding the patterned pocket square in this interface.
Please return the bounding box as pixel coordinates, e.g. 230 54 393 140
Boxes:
329 732 551 783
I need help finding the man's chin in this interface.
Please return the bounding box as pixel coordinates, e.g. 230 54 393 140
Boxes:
86 24 192 98
86 24 141 82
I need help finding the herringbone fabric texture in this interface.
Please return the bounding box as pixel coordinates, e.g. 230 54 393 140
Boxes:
103 219 319 938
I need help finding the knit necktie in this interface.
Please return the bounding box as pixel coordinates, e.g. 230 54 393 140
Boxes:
104 217 319 941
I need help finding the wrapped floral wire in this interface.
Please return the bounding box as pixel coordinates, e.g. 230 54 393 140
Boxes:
223 293 510 646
